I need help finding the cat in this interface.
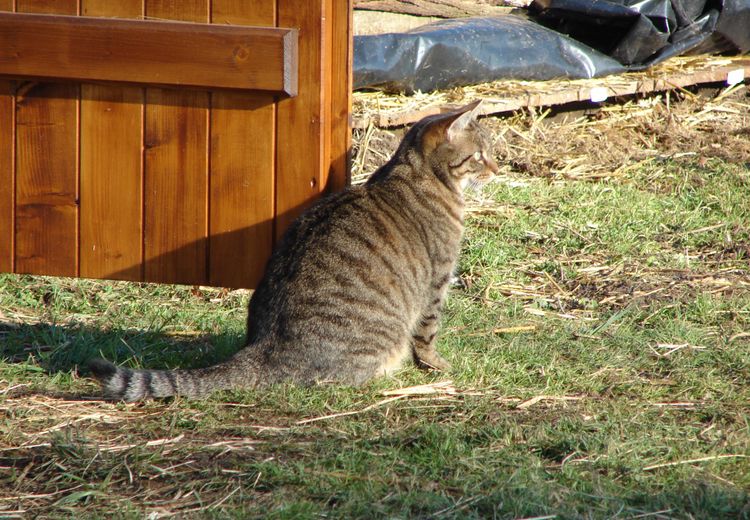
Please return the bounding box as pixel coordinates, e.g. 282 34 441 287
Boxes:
89 100 498 401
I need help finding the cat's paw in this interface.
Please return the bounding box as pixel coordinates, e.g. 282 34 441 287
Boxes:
416 352 452 372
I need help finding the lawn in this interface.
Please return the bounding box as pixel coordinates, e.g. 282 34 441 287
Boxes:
1 90 749 518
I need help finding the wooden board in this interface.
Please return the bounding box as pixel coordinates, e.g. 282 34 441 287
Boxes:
79 0 143 281
321 0 334 195
0 11 297 95
0 79 12 273
17 0 75 12
143 0 209 286
81 1 142 18
353 56 750 128
329 0 354 192
143 89 209 285
0 0 14 273
354 11 439 36
354 0 515 17
276 0 327 239
0 0 353 288
209 0 276 288
15 0 78 277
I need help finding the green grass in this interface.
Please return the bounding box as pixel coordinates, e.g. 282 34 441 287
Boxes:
1 157 749 519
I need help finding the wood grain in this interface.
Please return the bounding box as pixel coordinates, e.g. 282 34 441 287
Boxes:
0 12 297 95
15 82 79 276
0 1 11 272
353 0 512 17
143 0 209 285
212 0 275 25
321 0 333 194
17 0 76 13
276 0 326 240
144 89 209 285
80 0 146 18
79 0 143 281
0 80 12 272
15 0 78 276
209 1 276 288
0 0 353 286
328 0 353 193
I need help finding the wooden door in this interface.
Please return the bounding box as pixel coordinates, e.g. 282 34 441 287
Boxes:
0 0 352 288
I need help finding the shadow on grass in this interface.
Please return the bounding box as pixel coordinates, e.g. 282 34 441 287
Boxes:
0 318 244 385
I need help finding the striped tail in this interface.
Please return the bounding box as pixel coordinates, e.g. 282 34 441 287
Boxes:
88 357 258 401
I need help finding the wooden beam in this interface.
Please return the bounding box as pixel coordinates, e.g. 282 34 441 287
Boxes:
354 57 750 128
0 12 298 95
353 0 515 18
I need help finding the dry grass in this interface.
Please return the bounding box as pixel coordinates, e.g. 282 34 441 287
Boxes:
352 55 750 126
353 76 750 183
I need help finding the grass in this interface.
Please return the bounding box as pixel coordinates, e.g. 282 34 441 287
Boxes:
1 150 750 517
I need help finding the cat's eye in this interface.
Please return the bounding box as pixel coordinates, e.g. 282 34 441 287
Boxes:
473 151 483 161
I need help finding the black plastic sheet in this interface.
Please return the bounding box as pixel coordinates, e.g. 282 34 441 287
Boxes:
353 0 750 93
530 0 750 69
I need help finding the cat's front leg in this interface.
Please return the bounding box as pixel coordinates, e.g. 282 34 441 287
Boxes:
412 295 451 372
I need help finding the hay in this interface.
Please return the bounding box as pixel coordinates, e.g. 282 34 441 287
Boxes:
352 57 750 183
353 55 750 128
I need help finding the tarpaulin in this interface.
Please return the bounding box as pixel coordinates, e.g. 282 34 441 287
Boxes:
353 0 750 93
530 0 750 69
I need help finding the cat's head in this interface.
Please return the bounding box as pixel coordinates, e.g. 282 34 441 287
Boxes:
416 100 499 191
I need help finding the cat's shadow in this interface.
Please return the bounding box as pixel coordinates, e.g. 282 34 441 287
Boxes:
0 318 244 399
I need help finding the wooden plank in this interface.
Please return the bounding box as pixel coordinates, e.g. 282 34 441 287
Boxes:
328 0 353 193
353 0 513 17
276 0 326 239
320 0 333 194
17 0 76 12
209 1 275 288
212 0 275 26
353 56 750 128
0 3 16 272
143 0 209 285
354 10 439 36
0 12 297 95
15 84 79 276
0 80 12 273
81 0 144 18
15 0 78 277
79 0 143 281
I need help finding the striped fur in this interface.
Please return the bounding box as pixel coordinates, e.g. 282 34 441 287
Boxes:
89 100 498 401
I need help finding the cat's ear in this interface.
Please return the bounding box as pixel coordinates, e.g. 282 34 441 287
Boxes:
446 100 483 142
421 100 482 152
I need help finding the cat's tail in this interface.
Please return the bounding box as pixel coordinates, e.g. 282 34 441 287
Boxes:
88 354 262 401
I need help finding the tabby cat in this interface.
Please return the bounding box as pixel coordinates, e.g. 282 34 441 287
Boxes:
89 100 498 401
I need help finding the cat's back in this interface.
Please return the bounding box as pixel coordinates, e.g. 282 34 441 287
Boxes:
247 168 444 344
